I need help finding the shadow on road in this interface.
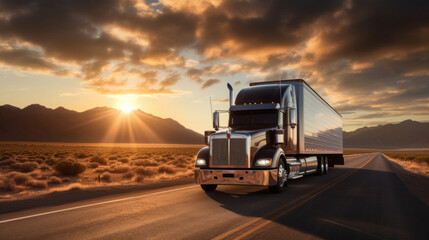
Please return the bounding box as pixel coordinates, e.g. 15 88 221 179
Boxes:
204 166 429 240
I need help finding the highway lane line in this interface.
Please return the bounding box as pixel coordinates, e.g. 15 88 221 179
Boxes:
320 219 386 240
232 155 376 240
213 154 376 240
0 185 197 224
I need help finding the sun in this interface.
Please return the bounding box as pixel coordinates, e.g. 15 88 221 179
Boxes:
119 102 134 114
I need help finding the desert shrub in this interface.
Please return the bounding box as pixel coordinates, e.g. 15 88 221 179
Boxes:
13 173 31 185
94 167 107 173
27 180 48 189
54 160 86 176
39 163 51 171
62 177 71 182
175 162 187 168
157 165 176 174
1 155 10 161
54 152 67 158
415 155 429 164
134 159 159 167
45 158 57 166
108 164 130 173
118 158 129 163
12 162 39 172
122 171 134 179
90 156 107 165
35 159 44 164
100 172 111 182
29 172 40 178
134 175 146 182
48 176 62 184
0 159 16 166
87 162 100 168
134 167 156 177
108 156 118 160
75 153 88 159
0 179 18 191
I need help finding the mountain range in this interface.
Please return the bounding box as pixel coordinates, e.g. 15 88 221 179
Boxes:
0 104 428 148
0 104 203 144
343 119 429 148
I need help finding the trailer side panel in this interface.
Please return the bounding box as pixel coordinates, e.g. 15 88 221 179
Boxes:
297 83 343 154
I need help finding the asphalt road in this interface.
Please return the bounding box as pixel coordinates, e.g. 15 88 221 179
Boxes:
0 153 428 240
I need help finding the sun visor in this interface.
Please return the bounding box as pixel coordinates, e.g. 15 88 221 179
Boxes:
229 103 280 111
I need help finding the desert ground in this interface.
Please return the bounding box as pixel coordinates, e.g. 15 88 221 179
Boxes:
0 142 202 201
1 143 428 201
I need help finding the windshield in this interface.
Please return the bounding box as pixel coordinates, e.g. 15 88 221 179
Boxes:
229 110 279 130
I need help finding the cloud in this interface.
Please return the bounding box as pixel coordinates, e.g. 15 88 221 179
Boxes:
85 77 127 87
202 78 221 89
91 86 185 96
0 46 69 75
160 73 180 87
81 60 111 80
0 0 428 125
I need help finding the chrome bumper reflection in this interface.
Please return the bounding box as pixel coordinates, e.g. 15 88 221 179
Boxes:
194 168 278 186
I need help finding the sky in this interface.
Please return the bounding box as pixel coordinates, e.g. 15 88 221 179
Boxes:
0 0 428 134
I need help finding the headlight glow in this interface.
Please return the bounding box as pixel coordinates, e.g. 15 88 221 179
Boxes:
255 158 272 166
196 159 207 166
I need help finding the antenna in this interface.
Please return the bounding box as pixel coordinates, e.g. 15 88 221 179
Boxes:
279 72 282 107
209 96 213 120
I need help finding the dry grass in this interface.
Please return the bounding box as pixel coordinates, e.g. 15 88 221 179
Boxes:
0 142 201 200
383 153 429 164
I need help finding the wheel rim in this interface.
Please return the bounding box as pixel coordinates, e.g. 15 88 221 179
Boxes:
278 163 287 187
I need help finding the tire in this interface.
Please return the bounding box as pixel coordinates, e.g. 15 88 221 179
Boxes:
269 160 288 193
317 156 324 175
324 157 329 174
201 184 217 191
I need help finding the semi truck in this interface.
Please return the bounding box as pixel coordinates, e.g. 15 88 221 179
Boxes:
194 79 344 193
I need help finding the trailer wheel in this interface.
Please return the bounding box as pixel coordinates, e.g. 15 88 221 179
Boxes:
317 156 324 175
201 184 217 191
269 160 287 193
324 157 328 174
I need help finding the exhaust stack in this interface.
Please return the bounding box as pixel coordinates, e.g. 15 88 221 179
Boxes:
227 83 234 106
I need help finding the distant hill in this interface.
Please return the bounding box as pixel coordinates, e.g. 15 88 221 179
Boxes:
344 120 429 148
0 104 203 144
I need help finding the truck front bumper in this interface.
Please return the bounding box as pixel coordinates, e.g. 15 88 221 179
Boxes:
194 168 278 186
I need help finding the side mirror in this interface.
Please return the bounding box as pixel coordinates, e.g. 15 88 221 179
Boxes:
290 108 297 128
204 131 215 145
213 111 219 130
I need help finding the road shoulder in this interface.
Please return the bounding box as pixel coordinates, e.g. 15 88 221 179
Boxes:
0 177 193 215
382 154 429 207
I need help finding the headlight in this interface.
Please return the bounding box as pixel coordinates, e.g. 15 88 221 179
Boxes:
195 159 207 166
255 158 272 166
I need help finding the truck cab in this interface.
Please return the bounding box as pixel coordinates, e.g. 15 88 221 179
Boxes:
194 79 343 193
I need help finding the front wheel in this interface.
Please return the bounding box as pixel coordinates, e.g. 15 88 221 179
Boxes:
269 160 288 193
201 184 217 191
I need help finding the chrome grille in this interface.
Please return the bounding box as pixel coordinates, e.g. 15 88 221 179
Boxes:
230 139 247 166
210 134 249 168
211 139 228 166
